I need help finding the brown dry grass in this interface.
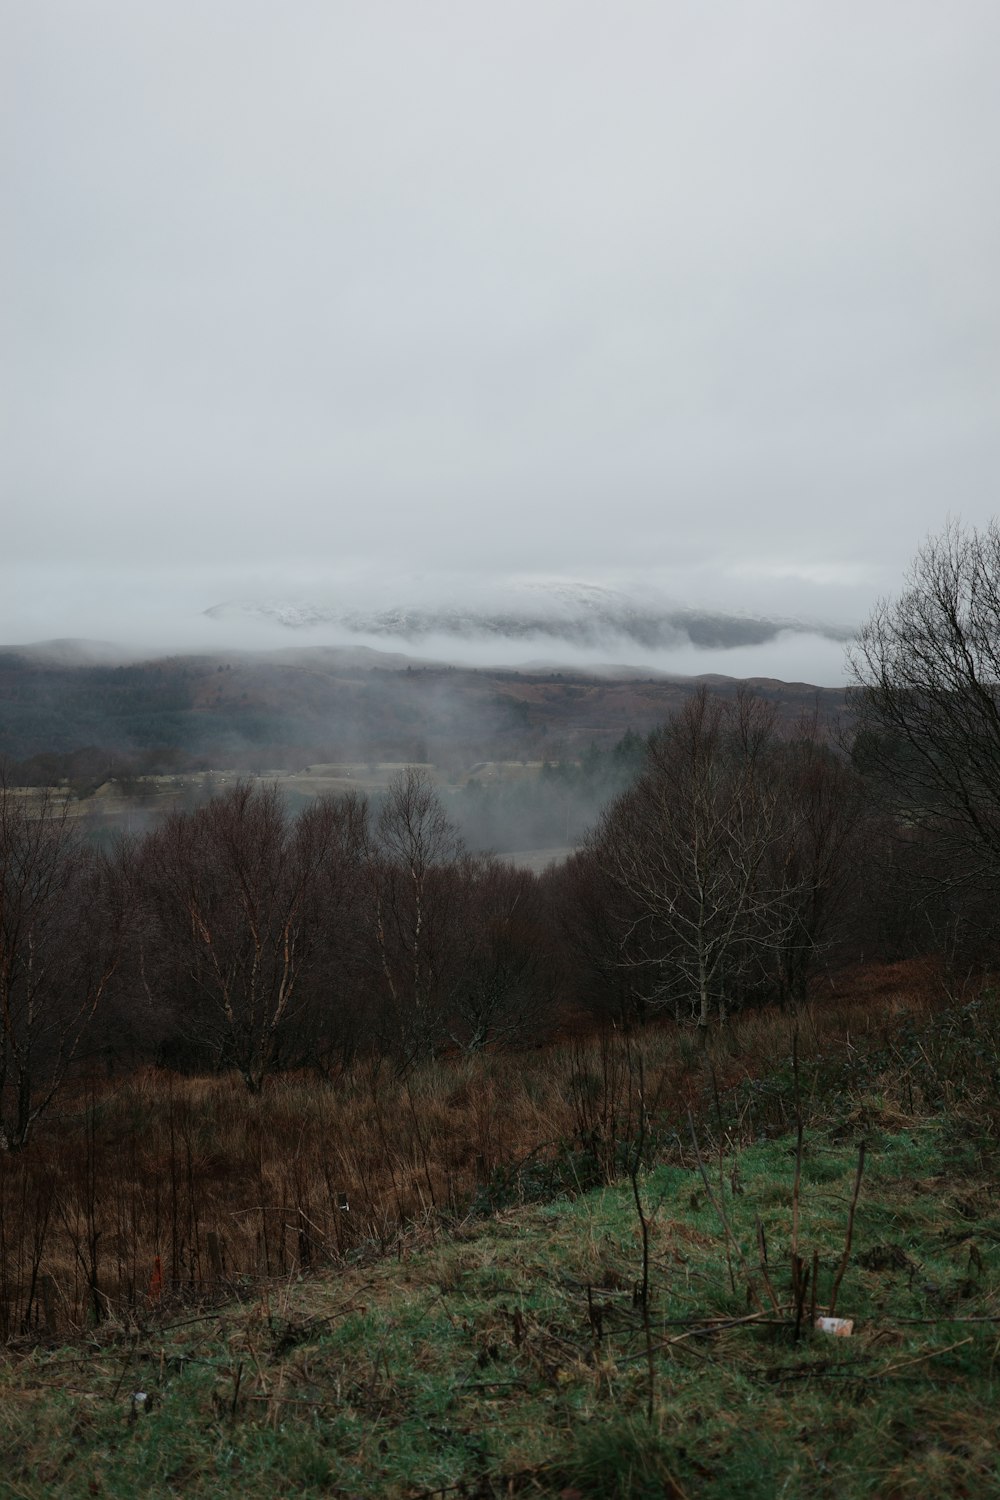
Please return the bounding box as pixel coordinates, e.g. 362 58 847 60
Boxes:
0 959 949 1340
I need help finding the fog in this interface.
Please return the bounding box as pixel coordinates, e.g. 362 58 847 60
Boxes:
9 559 854 683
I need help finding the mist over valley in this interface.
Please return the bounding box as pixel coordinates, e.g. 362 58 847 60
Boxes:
0 635 845 857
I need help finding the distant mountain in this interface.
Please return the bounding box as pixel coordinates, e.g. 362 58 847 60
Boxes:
3 638 139 666
0 639 846 778
205 579 853 653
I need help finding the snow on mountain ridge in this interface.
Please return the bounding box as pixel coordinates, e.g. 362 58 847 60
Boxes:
205 579 853 653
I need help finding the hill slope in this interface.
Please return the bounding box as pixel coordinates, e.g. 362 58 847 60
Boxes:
0 642 846 774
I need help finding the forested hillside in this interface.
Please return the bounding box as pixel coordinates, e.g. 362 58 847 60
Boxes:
0 644 844 782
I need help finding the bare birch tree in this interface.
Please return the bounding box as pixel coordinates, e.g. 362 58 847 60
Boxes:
143 783 335 1091
591 689 788 1033
367 768 465 1064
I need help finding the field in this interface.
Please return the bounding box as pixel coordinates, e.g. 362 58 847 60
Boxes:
3 964 999 1497
17 761 579 870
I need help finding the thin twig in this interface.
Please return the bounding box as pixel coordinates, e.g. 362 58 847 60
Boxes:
687 1108 774 1313
791 1030 803 1268
617 1308 784 1363
893 1313 1000 1325
626 1044 656 1422
109 1333 139 1401
755 1216 781 1312
875 1335 974 1378
828 1141 866 1317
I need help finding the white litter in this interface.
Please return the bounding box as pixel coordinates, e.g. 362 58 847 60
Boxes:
815 1316 854 1337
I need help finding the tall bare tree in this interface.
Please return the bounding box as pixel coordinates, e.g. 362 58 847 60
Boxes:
0 785 129 1150
446 856 553 1052
367 768 466 1063
546 849 657 1028
849 519 1000 877
293 792 374 1074
765 717 868 1006
591 689 788 1033
143 783 335 1091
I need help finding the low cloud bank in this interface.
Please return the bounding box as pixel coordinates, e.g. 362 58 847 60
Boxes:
3 564 855 685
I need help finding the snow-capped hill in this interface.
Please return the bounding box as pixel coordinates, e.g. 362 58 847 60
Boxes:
205 578 852 654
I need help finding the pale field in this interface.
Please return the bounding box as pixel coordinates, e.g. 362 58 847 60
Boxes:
11 764 574 868
502 845 574 873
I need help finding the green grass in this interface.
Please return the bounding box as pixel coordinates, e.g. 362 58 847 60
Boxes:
3 1109 999 1499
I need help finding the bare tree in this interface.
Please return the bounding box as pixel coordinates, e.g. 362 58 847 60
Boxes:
591 689 788 1033
758 714 869 1007
0 785 129 1150
367 768 466 1063
293 792 374 1075
143 783 335 1091
849 520 1000 877
545 849 657 1028
446 857 553 1052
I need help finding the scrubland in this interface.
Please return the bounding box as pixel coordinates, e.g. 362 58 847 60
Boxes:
3 962 999 1498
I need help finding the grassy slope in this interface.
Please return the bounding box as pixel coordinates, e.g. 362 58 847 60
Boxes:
4 1109 999 1499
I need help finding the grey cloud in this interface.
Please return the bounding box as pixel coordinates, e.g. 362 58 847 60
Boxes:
4 1 1000 671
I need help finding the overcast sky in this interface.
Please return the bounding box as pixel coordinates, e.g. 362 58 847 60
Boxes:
4 2 1000 680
